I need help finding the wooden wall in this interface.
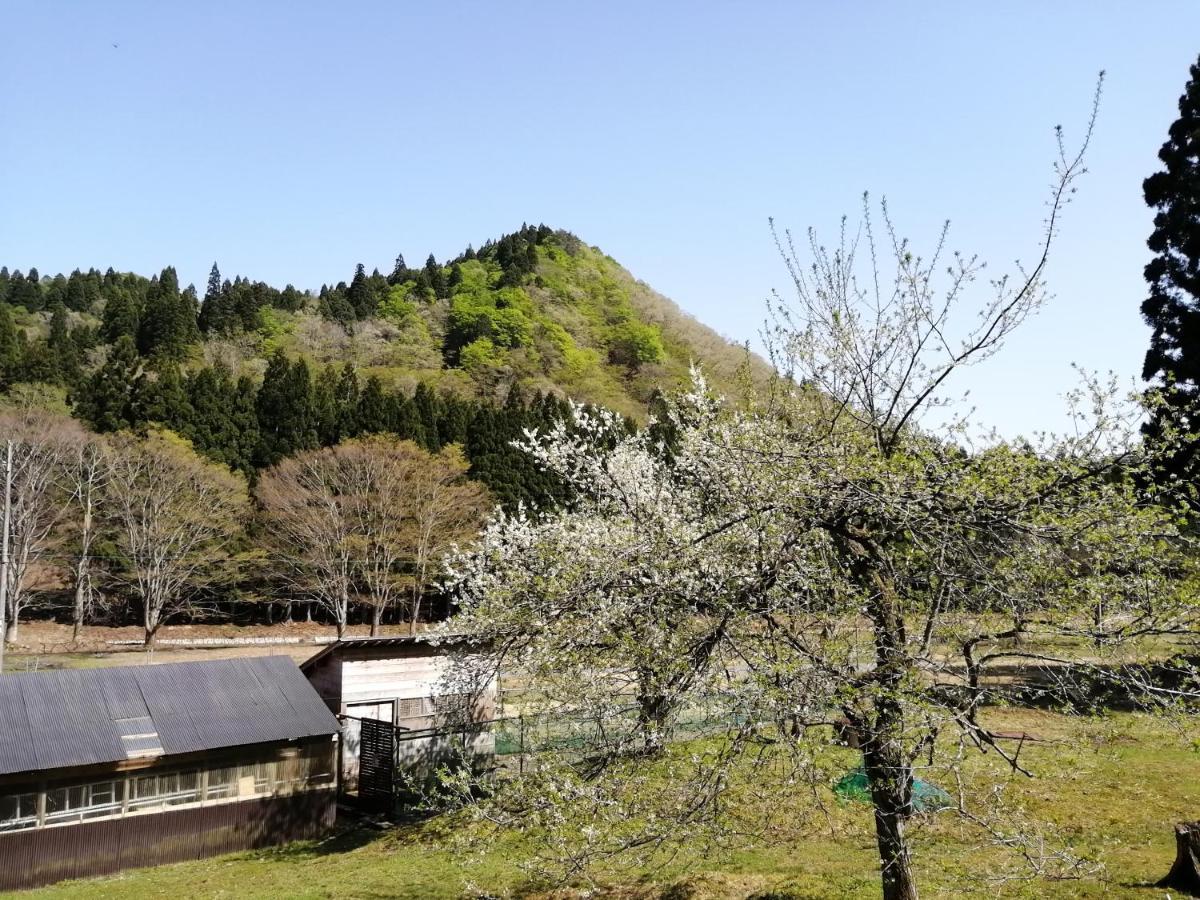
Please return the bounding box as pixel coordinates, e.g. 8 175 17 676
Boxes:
0 789 336 892
341 650 454 708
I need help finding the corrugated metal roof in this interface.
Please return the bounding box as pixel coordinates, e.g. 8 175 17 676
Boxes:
0 656 339 778
299 633 471 672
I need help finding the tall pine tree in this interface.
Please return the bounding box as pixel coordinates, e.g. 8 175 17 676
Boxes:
1142 54 1200 500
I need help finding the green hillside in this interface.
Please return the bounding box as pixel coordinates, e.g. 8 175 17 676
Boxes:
0 226 767 507
237 226 764 418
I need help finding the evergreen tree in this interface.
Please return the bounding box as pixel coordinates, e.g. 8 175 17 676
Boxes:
389 253 408 285
255 351 316 466
334 363 361 438
179 364 260 476
347 263 375 319
312 364 341 446
1142 54 1200 498
64 270 89 311
413 381 442 451
78 335 149 432
0 303 22 383
137 268 197 357
145 363 193 427
198 262 230 333
47 302 81 386
358 376 389 434
7 271 41 311
391 393 426 446
101 287 140 342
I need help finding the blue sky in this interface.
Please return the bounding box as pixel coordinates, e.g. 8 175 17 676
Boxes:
3 2 1197 436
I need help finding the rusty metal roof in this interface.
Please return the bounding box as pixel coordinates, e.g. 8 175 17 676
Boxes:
0 656 339 777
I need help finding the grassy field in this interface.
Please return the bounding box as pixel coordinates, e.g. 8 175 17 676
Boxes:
10 707 1199 900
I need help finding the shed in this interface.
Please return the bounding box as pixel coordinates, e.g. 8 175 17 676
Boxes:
300 635 497 796
0 655 340 891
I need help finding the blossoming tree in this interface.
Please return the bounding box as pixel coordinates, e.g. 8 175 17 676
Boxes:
443 76 1198 900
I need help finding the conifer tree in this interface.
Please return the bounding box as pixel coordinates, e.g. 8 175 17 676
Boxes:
335 363 361 438
358 376 389 434
78 335 149 432
255 351 316 466
198 262 229 333
47 302 81 386
101 287 140 342
389 253 408 285
1142 54 1200 497
0 303 22 383
311 365 341 446
347 263 375 319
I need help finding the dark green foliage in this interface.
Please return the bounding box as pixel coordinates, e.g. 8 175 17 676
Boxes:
389 253 409 286
102 287 140 342
137 267 199 358
0 303 23 383
466 386 571 512
1142 55 1200 499
347 263 376 319
77 335 150 432
6 271 42 311
255 350 317 466
174 365 260 475
47 302 82 386
358 376 389 435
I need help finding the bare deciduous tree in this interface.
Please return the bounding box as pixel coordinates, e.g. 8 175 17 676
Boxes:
105 430 247 646
0 409 84 644
259 437 489 637
64 434 108 641
407 444 489 635
258 447 360 638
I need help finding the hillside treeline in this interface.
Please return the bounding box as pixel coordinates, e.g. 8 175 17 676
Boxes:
0 406 515 649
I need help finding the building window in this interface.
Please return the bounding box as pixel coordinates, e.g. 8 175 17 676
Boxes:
0 793 37 831
45 780 124 824
0 743 333 831
205 766 237 800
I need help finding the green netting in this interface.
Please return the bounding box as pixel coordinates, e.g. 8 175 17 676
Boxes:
833 765 952 813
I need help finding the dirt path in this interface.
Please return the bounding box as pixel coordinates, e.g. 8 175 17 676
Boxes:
1 621 432 671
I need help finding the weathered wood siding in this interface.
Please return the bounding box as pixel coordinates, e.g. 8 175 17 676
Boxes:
341 652 455 709
0 789 336 891
304 652 344 713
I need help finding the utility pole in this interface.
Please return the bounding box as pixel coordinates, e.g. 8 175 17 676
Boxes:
0 440 12 673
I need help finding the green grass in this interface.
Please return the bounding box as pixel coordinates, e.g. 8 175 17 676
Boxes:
13 708 1198 899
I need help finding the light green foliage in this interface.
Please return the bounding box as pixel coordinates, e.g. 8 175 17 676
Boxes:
376 285 417 324
607 318 665 367
16 710 1200 899
458 337 504 373
255 307 294 356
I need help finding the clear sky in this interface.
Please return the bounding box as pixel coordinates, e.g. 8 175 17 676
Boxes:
3 2 1197 437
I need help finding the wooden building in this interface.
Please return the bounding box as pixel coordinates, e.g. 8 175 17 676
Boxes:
0 656 340 891
300 636 497 797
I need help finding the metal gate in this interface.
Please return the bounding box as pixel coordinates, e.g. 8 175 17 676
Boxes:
357 717 396 806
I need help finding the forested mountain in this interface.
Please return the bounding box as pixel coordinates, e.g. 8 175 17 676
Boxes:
0 225 763 507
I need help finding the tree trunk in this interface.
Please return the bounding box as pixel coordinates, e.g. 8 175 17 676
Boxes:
864 743 919 900
5 617 17 643
144 602 160 647
71 570 87 642
409 594 421 636
1159 822 1200 895
836 524 919 900
370 605 382 637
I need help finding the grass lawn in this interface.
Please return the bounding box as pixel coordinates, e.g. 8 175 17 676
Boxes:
11 708 1199 899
